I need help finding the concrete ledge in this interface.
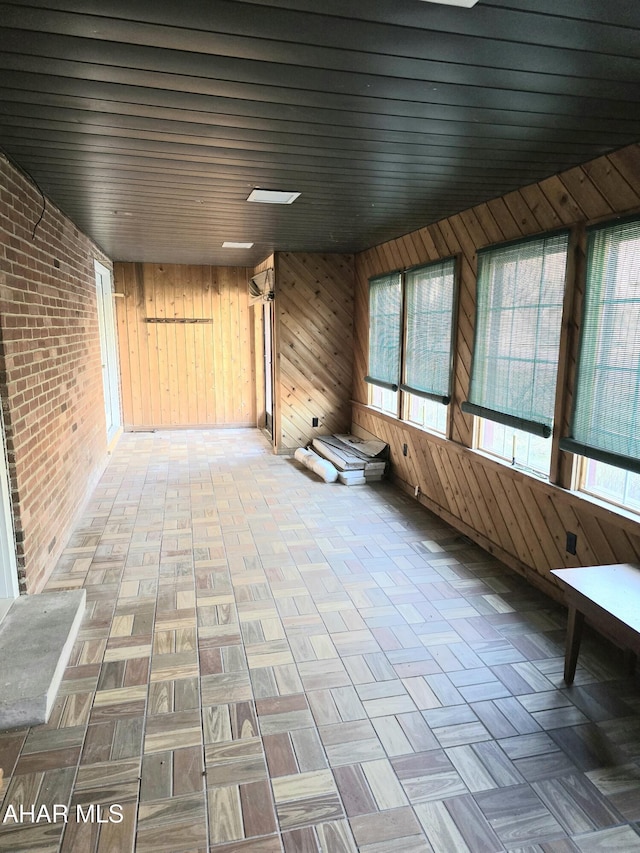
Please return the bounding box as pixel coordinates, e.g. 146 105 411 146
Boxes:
0 590 86 730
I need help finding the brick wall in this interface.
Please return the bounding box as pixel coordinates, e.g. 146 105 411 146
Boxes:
0 154 112 593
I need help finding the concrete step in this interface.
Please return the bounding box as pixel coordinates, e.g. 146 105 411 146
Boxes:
0 590 86 730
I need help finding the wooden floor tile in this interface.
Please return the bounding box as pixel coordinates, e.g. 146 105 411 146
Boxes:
360 758 408 809
290 728 327 773
0 822 64 853
137 793 208 852
333 764 378 817
272 769 336 803
275 793 345 833
441 794 503 852
572 825 640 851
3 428 636 853
392 750 468 804
370 715 413 756
414 800 475 852
547 774 623 830
313 819 357 852
474 783 565 846
201 672 252 705
358 835 433 853
73 757 140 804
205 738 267 788
211 836 283 852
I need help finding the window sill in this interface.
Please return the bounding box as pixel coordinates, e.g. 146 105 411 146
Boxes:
404 419 447 440
354 402 640 534
357 402 449 446
571 487 640 525
471 447 550 483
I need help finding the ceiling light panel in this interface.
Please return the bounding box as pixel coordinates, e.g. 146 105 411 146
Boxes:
222 241 254 248
418 0 479 6
247 189 301 204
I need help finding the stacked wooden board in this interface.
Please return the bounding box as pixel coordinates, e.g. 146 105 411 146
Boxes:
311 434 388 486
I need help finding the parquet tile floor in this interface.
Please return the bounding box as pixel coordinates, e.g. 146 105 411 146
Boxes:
1 429 640 852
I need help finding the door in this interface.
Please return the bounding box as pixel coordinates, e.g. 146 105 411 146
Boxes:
95 261 122 443
263 301 274 437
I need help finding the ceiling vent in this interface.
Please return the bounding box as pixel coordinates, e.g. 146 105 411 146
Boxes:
249 269 274 304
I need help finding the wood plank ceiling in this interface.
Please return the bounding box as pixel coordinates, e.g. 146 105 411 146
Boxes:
1 0 640 265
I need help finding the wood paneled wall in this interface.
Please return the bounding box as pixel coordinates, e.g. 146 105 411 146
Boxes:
114 263 255 428
353 143 640 597
274 253 354 452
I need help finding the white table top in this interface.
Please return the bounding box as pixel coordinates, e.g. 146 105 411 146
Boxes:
551 564 640 634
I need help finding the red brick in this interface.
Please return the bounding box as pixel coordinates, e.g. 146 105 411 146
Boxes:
0 154 112 592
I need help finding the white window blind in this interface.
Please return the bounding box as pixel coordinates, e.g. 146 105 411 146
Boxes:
560 218 640 474
401 258 456 404
462 232 569 437
365 272 402 391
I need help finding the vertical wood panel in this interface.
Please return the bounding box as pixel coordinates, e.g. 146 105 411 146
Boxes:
114 263 255 428
183 267 197 422
551 226 582 488
194 267 207 425
203 266 217 424
353 143 640 589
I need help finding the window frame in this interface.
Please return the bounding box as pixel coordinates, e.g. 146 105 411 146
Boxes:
560 214 640 477
365 257 458 436
473 416 554 479
461 229 570 440
364 270 403 395
578 456 640 518
400 257 458 405
402 393 449 436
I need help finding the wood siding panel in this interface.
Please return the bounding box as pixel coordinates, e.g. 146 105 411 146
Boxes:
353 144 640 594
114 263 255 428
274 253 354 452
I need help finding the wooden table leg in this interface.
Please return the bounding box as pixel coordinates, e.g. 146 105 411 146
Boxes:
564 606 584 685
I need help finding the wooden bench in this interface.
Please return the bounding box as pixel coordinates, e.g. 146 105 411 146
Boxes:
551 563 640 685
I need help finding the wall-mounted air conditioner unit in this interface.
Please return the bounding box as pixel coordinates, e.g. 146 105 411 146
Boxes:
249 269 274 305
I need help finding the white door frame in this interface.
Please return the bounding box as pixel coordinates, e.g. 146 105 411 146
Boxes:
263 301 274 438
95 261 122 444
0 405 19 599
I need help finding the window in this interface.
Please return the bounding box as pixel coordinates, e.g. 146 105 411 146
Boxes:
370 385 398 417
462 231 569 475
365 271 402 394
477 420 552 476
561 218 640 470
581 458 640 514
402 260 456 402
401 258 456 433
366 271 402 416
560 217 640 512
404 394 447 435
366 259 457 433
